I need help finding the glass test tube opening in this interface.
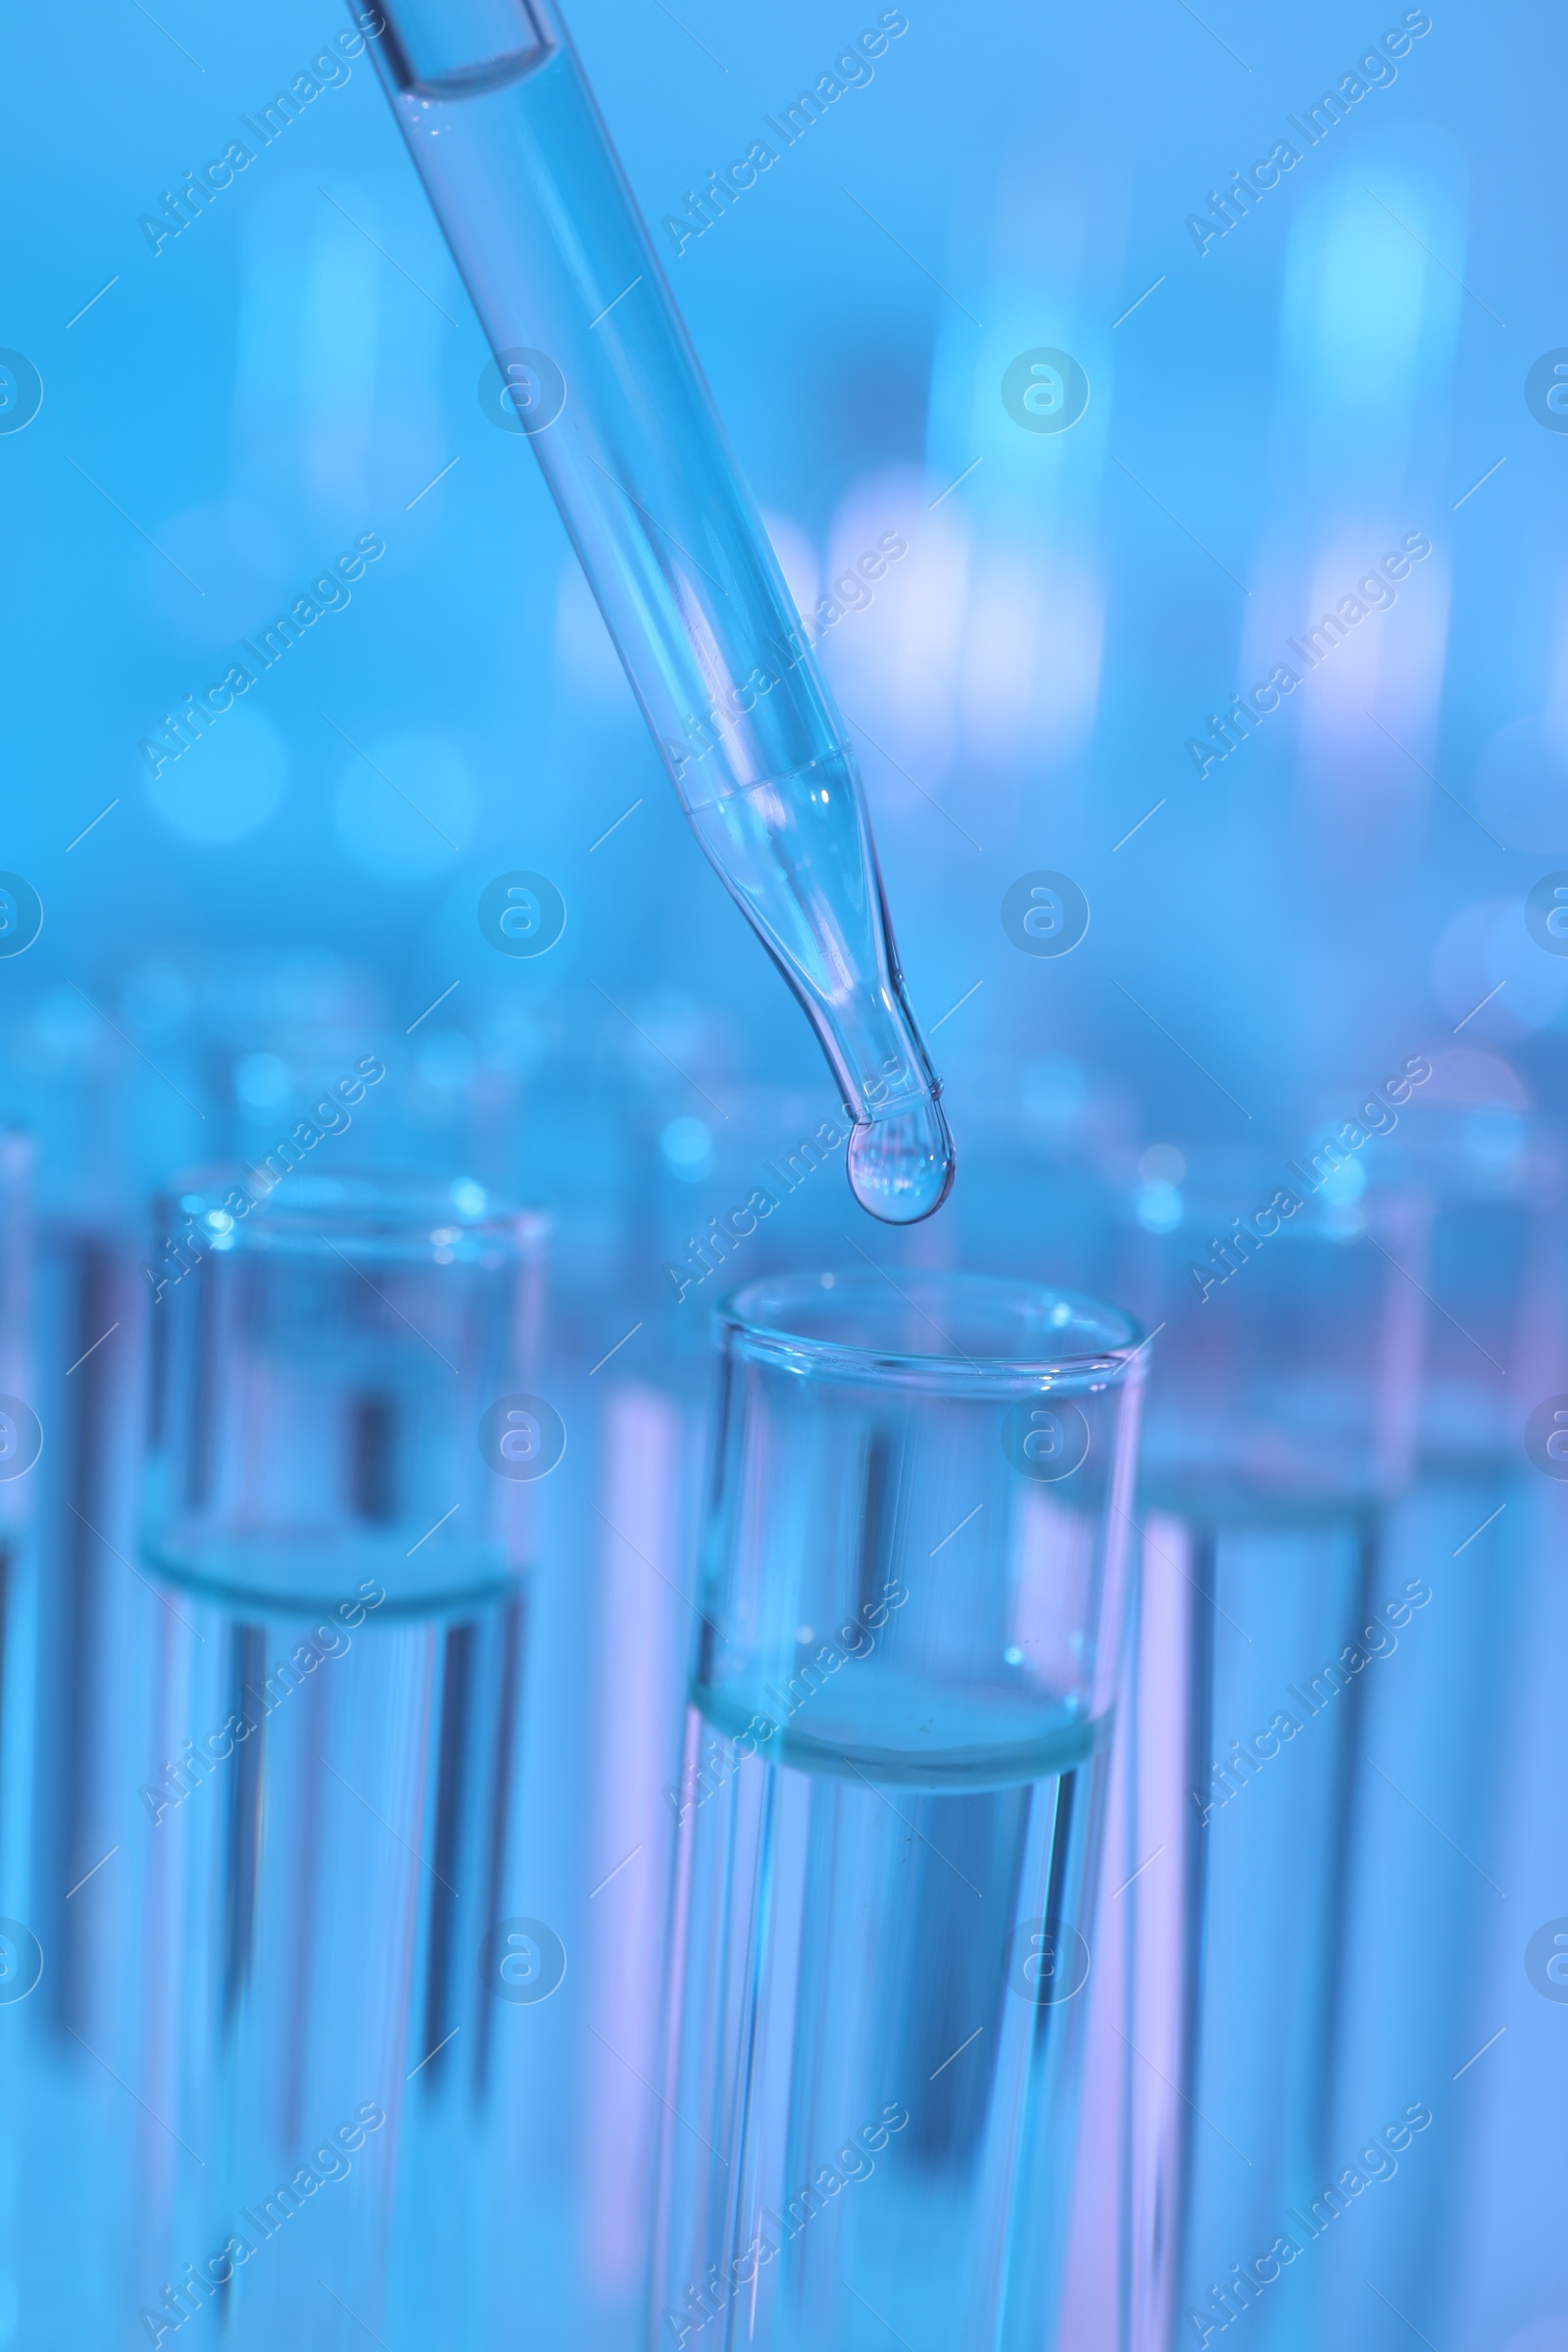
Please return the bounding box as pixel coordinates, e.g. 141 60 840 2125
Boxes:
1130 1174 1430 1524
142 1167 548 1613
357 0 955 1223
654 1271 1147 2352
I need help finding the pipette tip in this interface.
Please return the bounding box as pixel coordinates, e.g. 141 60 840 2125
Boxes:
846 1094 956 1224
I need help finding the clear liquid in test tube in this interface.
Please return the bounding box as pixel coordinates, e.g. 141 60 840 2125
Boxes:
653 1272 1148 2352
129 1172 550 2345
358 0 955 1224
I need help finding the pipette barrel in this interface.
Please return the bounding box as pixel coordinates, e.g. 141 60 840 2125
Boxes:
358 0 955 1221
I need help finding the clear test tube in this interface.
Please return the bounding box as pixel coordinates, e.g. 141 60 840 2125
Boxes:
355 0 953 1224
1111 1173 1430 2352
0 1132 36 1907
651 1270 1147 2352
0 1136 38 2332
1310 1117 1568 2351
24 1187 154 2344
127 1170 550 2347
578 1375 702 2339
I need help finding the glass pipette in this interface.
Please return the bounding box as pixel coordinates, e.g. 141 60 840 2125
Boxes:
357 0 955 1222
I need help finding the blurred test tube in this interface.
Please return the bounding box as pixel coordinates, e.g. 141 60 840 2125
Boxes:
0 1137 38 2342
126 1169 549 2349
1111 1168 1429 2352
1313 1103 1568 2351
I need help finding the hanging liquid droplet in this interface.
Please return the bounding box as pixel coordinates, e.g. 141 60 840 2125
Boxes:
847 1093 956 1224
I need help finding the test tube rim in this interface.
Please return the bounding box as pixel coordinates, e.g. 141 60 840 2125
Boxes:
155 1164 547 1266
715 1268 1147 1400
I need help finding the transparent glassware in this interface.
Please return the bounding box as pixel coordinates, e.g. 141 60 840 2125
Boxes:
23 1178 157 2352
358 0 954 1223
650 1269 1148 2352
1108 1173 1431 2352
141 1168 546 1612
1308 1111 1567 2352
127 1170 550 2348
0 1137 41 2336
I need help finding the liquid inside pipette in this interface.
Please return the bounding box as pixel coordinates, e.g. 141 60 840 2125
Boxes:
847 1101 955 1222
362 5 956 1222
